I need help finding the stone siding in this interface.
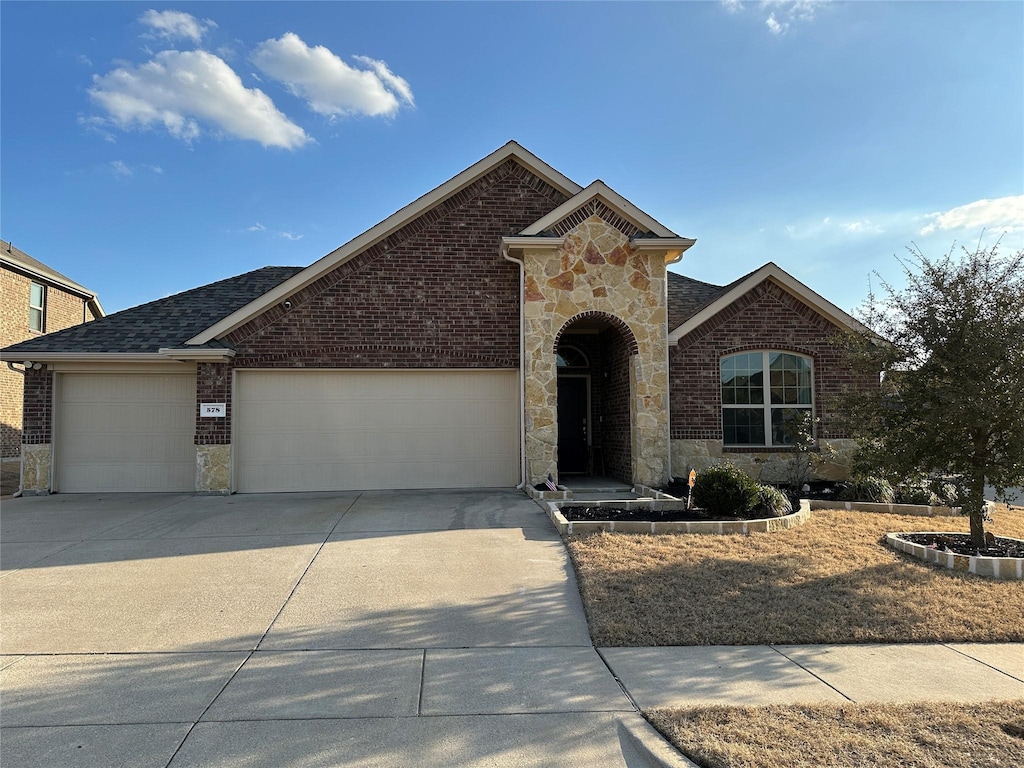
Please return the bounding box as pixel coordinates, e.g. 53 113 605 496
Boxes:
521 216 670 487
671 437 858 482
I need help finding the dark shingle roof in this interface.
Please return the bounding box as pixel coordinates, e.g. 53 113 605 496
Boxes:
667 271 728 329
2 266 302 356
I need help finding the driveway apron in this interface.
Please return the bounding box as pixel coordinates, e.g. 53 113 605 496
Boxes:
0 489 685 767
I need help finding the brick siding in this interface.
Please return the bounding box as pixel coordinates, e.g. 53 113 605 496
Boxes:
2 266 96 456
196 160 570 442
21 367 53 445
602 327 633 483
669 279 876 442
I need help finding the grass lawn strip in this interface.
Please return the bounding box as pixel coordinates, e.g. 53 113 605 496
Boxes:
646 700 1024 768
567 508 1024 646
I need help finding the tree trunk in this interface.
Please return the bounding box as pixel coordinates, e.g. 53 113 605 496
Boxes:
966 472 987 550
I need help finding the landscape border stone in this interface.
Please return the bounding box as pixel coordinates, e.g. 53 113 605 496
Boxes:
540 498 811 536
808 500 962 516
885 533 1024 580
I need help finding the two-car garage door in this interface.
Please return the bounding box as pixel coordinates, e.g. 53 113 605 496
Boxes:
234 370 518 492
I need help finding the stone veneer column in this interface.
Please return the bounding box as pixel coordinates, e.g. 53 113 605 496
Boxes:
20 443 51 494
521 216 670 487
195 445 231 493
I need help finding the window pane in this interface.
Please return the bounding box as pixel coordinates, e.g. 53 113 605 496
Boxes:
722 353 764 406
769 353 812 405
30 283 43 307
29 307 43 331
724 408 766 446
771 408 812 445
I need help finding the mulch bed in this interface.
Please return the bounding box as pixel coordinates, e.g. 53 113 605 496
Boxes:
897 532 1024 558
559 505 749 523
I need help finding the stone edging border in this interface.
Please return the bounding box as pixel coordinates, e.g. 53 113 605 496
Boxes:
540 499 811 536
885 533 1024 580
808 500 961 516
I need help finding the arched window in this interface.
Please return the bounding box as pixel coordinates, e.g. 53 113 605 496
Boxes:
721 351 813 446
556 345 589 369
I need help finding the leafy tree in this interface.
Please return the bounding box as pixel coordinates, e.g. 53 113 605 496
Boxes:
837 244 1024 548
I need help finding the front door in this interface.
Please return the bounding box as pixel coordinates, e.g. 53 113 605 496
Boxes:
557 376 589 474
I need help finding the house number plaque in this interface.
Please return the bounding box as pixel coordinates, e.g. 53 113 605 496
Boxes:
200 403 226 417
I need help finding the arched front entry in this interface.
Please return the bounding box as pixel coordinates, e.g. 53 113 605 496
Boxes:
553 312 638 484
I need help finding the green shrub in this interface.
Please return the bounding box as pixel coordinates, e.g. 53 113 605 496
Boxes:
692 463 759 517
839 475 896 503
752 484 793 519
895 478 941 506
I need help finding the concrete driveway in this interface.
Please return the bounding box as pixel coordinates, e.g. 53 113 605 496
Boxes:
0 490 687 767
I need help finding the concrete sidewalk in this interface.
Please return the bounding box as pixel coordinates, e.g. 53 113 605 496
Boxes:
600 642 1024 709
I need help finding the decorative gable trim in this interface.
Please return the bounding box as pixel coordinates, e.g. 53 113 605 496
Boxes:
667 262 868 344
185 141 582 346
519 180 679 239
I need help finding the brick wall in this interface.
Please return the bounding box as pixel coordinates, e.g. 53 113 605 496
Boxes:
228 161 567 367
204 160 569 439
195 362 232 445
669 279 876 442
601 327 633 483
1 266 95 457
21 367 53 445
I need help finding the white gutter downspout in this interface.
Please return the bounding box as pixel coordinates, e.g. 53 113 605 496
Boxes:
664 250 687 483
501 244 528 490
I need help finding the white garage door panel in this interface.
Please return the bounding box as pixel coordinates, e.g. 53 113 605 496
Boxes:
57 374 195 492
236 370 519 492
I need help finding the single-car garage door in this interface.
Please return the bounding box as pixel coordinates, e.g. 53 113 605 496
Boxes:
55 372 196 492
235 370 519 492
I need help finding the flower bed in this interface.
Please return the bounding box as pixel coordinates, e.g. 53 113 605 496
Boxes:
541 498 811 535
886 532 1024 580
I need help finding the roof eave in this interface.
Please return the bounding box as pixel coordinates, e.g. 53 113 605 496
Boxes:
1 254 102 309
631 237 697 264
0 352 187 364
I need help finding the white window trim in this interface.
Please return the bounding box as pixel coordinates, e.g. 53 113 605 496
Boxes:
29 282 46 333
721 350 814 448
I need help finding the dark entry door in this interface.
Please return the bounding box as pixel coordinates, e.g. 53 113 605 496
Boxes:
557 377 588 474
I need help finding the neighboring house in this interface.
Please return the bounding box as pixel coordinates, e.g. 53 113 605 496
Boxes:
1 240 104 459
0 142 874 495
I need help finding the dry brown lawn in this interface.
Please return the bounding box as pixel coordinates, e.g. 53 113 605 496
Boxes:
567 507 1024 646
646 701 1024 768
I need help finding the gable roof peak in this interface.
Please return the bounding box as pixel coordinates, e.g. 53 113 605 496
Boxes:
185 142 583 346
518 178 682 239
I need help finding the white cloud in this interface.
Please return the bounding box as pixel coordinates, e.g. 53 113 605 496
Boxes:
77 54 93 67
725 1 828 35
89 50 310 149
139 9 215 43
919 195 1024 236
842 219 884 235
765 13 787 35
244 223 303 240
252 33 414 118
108 160 163 178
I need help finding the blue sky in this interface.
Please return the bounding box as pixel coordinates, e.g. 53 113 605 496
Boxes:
2 1 1022 315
